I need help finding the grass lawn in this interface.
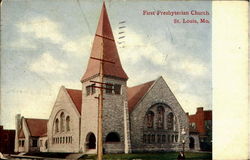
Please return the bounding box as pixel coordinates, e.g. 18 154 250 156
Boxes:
81 152 212 160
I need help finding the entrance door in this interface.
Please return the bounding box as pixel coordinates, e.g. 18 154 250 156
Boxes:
189 137 195 149
86 132 96 149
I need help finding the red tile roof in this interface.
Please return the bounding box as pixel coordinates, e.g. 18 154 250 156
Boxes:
66 88 82 114
18 129 25 138
41 132 47 137
81 2 128 82
127 80 155 112
25 118 48 137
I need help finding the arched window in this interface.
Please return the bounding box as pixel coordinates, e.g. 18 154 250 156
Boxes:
157 134 161 143
105 132 120 142
162 135 166 143
66 116 70 131
146 111 154 128
55 119 59 133
143 134 146 143
156 106 164 129
60 112 65 132
151 134 155 143
171 135 174 142
167 112 174 130
147 135 151 143
175 135 178 142
45 140 48 149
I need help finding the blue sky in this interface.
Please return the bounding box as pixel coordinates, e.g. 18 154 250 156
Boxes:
1 0 212 129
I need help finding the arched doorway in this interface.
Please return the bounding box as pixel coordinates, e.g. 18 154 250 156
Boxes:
105 132 120 142
189 137 195 149
86 132 96 149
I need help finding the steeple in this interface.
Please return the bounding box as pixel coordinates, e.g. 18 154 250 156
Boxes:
81 2 128 82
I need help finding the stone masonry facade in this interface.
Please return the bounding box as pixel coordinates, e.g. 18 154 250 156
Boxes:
130 77 189 152
14 2 191 154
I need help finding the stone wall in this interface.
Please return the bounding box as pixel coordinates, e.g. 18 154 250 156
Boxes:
130 77 189 152
80 76 129 154
80 76 99 153
102 77 127 153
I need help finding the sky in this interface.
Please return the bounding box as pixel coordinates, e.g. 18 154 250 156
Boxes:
0 0 212 129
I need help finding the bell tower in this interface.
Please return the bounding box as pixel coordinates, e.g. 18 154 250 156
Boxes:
80 2 131 154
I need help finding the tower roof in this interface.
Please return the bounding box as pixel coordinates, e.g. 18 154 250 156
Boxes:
81 2 128 82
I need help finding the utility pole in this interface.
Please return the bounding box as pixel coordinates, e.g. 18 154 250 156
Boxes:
90 56 114 160
97 55 104 160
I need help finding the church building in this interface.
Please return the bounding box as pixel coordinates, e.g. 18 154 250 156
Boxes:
15 2 189 154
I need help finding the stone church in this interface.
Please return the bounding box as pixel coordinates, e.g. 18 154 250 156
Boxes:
15 2 189 154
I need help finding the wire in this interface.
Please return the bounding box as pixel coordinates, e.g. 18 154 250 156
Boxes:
75 0 93 35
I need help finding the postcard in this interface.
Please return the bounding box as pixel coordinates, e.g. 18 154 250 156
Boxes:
0 0 248 159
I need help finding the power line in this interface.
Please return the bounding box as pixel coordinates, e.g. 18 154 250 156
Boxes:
75 0 93 35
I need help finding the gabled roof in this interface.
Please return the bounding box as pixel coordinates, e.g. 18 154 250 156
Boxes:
18 129 25 138
66 88 82 114
127 80 155 112
25 118 48 137
81 2 128 82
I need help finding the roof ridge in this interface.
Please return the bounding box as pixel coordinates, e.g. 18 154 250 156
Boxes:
25 118 48 121
65 88 82 91
128 80 155 88
127 79 156 112
65 88 82 114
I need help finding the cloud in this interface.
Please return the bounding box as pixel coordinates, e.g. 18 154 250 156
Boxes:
62 36 92 57
163 75 210 114
176 92 211 114
19 17 64 43
170 57 209 77
1 87 56 129
163 75 187 93
17 17 92 58
116 29 209 81
115 29 168 65
29 52 68 74
9 38 37 49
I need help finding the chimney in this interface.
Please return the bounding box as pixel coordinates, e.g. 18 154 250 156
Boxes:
197 107 203 113
14 114 21 152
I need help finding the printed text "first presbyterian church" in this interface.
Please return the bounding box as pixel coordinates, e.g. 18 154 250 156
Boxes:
143 10 210 16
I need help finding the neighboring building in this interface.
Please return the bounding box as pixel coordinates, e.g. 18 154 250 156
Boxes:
39 134 48 152
15 115 48 153
188 107 212 151
0 125 15 153
15 2 191 154
47 87 82 153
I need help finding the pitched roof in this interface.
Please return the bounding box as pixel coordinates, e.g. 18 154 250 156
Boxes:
81 2 128 82
66 88 82 114
25 118 48 137
18 129 25 138
127 80 155 112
